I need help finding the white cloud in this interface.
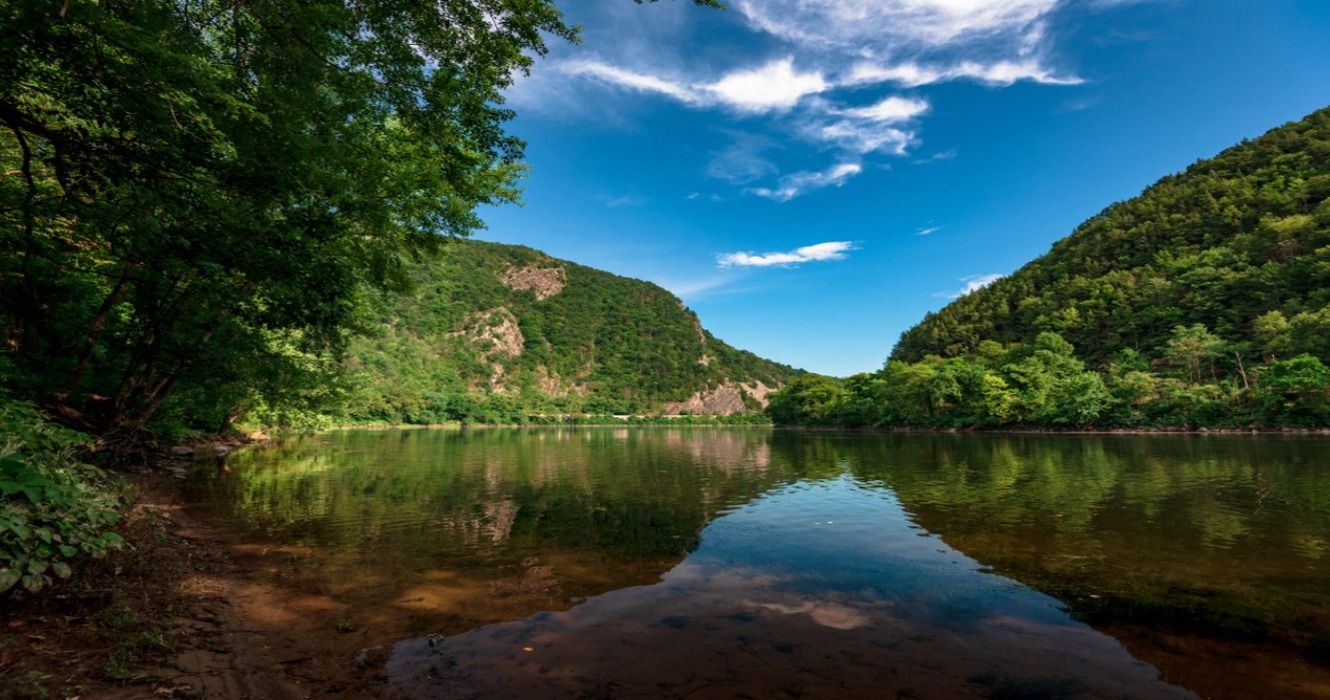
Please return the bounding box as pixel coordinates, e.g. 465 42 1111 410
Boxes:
937 273 1004 298
733 1 1084 93
704 58 829 112
917 225 941 236
718 241 856 268
748 162 863 202
535 0 1109 204
846 59 1081 88
836 95 930 123
561 60 702 104
810 96 929 156
816 121 916 156
733 0 1061 49
564 57 830 114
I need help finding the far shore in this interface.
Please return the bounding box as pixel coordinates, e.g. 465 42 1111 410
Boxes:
772 424 1330 436
215 420 1330 444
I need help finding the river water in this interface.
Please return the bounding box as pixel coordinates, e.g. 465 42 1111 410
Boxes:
178 428 1330 699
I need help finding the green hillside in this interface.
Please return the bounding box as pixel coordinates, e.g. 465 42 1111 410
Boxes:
343 240 801 423
894 107 1330 365
769 107 1330 429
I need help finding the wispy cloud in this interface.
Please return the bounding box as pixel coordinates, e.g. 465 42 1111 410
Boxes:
835 95 930 122
916 225 942 236
733 0 1060 51
748 163 862 202
602 193 646 208
845 59 1082 88
912 149 958 165
936 273 1004 298
718 241 856 268
706 131 780 185
660 274 740 300
523 0 1122 202
561 60 703 105
563 57 829 114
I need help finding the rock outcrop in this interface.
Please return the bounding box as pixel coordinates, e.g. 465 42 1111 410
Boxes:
662 380 777 416
500 263 565 300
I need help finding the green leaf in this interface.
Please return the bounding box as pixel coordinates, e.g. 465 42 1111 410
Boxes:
51 561 72 579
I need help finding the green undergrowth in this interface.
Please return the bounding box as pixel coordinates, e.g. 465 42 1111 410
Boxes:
0 399 128 596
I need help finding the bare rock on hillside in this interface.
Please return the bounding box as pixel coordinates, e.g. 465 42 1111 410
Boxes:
500 264 565 300
662 380 778 416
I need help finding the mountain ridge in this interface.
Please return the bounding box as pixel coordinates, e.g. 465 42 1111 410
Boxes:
891 107 1330 365
342 239 803 423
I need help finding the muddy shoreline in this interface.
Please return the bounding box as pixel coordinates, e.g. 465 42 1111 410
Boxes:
1 474 384 699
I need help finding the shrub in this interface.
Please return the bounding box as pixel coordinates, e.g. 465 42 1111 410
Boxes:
0 399 128 595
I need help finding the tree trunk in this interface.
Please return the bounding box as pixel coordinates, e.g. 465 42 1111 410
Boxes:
1234 352 1250 391
62 262 136 395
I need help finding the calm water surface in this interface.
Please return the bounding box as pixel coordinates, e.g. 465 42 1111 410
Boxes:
179 429 1330 699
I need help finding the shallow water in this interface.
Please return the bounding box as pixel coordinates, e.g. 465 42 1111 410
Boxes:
179 429 1330 698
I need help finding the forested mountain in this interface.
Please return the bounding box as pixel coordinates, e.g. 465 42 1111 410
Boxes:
894 107 1330 365
770 107 1330 429
343 240 801 423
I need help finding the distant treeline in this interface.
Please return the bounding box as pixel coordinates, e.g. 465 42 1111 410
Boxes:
769 331 1329 429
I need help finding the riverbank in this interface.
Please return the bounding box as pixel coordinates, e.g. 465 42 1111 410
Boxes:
329 415 773 430
771 424 1330 435
0 474 382 699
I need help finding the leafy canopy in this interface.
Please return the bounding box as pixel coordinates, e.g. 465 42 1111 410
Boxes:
0 0 714 445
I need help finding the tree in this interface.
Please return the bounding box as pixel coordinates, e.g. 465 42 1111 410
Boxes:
1163 324 1226 384
1253 311 1292 360
1002 332 1112 425
0 0 715 449
1256 355 1330 425
1289 306 1330 362
766 376 845 426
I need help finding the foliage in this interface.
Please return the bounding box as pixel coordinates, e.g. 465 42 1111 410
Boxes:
1256 354 1330 426
0 0 726 443
766 376 847 426
770 107 1330 430
0 399 126 595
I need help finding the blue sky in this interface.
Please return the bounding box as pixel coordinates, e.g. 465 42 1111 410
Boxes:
477 0 1330 377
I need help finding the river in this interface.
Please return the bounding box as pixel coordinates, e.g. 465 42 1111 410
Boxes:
177 428 1330 698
